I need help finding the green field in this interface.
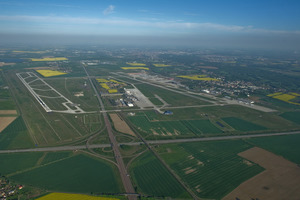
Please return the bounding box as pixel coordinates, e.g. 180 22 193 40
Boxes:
0 116 34 150
130 151 189 198
40 152 73 165
10 154 122 194
134 105 297 132
222 117 267 132
0 100 15 110
128 112 223 137
280 111 300 125
182 119 223 134
0 152 44 175
128 115 194 137
200 105 296 130
248 134 300 164
156 140 264 199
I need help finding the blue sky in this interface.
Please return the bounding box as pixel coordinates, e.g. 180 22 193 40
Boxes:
0 0 299 49
0 0 299 35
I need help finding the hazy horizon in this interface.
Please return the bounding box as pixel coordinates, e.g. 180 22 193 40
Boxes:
0 0 300 50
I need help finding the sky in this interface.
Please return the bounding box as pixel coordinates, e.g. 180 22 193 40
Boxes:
0 0 300 49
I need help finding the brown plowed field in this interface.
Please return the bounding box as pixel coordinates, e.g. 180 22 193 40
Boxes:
0 117 16 132
109 113 135 136
223 147 300 200
0 110 17 115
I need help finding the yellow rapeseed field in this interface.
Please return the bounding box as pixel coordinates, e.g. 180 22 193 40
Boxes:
108 89 118 93
290 92 300 97
96 78 109 83
100 83 110 90
109 79 124 84
177 75 219 81
267 92 282 97
268 92 300 105
36 193 120 200
273 94 295 101
13 51 47 54
153 64 171 67
36 70 67 77
126 62 146 66
31 57 68 62
97 79 124 84
121 67 149 70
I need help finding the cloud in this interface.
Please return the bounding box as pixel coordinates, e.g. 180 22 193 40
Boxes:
0 15 299 35
103 5 115 15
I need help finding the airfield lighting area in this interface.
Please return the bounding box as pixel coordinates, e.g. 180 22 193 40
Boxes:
0 49 300 200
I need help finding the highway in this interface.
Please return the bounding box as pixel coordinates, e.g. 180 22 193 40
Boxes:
0 144 110 154
1 131 300 154
82 66 137 200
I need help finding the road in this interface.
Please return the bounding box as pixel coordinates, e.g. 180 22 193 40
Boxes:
0 144 110 154
1 131 300 154
82 66 137 200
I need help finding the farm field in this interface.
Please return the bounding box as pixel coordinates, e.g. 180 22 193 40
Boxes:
0 100 16 110
222 117 267 132
155 140 264 199
126 62 146 66
0 116 16 132
35 193 121 200
0 151 74 177
36 70 67 77
268 92 300 105
128 115 194 137
109 113 135 136
0 116 34 150
153 64 171 67
223 147 300 200
96 78 125 94
121 67 149 70
247 134 300 164
0 152 44 175
280 111 300 125
10 154 122 194
182 119 223 135
199 105 297 130
31 57 68 62
13 50 48 54
127 107 292 138
40 151 74 165
177 75 219 81
128 114 224 138
0 110 17 114
129 151 190 198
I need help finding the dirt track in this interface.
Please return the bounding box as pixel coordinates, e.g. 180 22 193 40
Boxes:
223 147 300 200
